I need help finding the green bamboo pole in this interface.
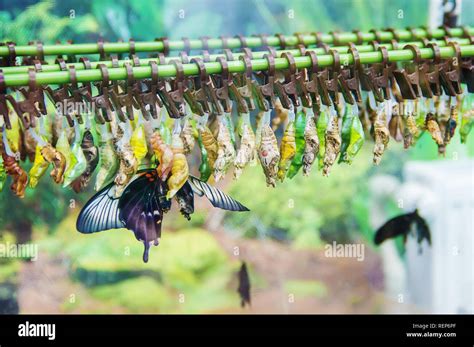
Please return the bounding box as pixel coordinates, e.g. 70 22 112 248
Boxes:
1 38 471 75
0 27 472 57
2 45 474 87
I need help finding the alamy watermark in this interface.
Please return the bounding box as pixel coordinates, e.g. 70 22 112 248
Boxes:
0 242 38 261
324 241 365 262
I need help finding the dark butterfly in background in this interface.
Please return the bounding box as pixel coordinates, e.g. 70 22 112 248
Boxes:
374 209 431 253
76 168 249 262
237 261 251 308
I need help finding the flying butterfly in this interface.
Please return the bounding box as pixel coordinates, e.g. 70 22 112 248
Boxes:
373 209 431 253
76 168 249 262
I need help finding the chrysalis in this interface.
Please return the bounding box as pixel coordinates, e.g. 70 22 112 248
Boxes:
323 110 341 176
258 111 279 187
150 131 174 180
316 108 329 170
373 105 390 166
302 110 319 176
339 104 365 165
29 144 49 188
277 109 296 182
41 144 66 185
56 130 78 185
199 125 218 170
113 121 138 197
234 112 256 180
287 107 306 179
130 121 148 162
63 125 87 187
0 156 6 192
2 153 28 198
425 113 444 146
95 123 119 191
214 117 236 182
181 117 196 154
388 103 404 142
166 131 189 199
71 130 99 193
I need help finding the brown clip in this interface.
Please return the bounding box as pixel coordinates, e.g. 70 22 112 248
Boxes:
182 37 191 54
44 58 75 127
303 51 324 109
276 33 286 50
155 37 169 56
460 29 474 92
0 71 12 129
325 49 341 105
392 44 422 100
212 57 233 113
274 52 299 109
340 44 362 104
360 43 391 102
330 31 342 46
97 38 107 60
193 57 223 115
236 34 247 49
200 36 210 52
93 64 114 124
128 38 136 57
352 30 364 45
221 53 249 113
233 55 255 112
157 60 186 118
6 42 17 67
252 53 276 111
135 60 161 120
220 35 229 50
10 69 44 129
259 33 270 49
110 62 138 122
439 41 463 95
418 42 442 98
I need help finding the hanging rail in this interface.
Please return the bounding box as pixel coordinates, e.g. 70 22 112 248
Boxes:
0 26 472 57
2 44 473 87
1 38 471 75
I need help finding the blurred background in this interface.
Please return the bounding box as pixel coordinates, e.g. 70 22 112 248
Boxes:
0 0 473 314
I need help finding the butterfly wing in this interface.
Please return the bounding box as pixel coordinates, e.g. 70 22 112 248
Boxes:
414 212 431 246
76 182 124 233
118 170 166 262
374 213 414 245
188 175 249 212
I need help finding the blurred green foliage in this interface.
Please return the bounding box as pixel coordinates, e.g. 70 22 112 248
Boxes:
38 213 240 313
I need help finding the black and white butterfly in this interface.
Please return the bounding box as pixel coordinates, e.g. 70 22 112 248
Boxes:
77 169 249 262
